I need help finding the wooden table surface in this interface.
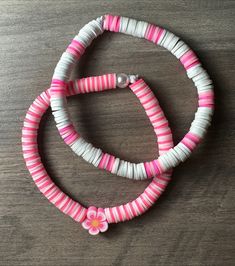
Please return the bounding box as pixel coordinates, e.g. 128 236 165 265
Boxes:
0 1 234 265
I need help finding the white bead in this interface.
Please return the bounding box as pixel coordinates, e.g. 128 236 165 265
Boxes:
116 73 130 88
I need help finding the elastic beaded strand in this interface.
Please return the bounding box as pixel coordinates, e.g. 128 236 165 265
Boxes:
22 75 173 233
49 15 214 180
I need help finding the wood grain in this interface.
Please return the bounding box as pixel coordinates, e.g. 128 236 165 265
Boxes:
0 1 234 265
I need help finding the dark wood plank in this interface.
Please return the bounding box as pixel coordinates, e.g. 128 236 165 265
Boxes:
0 0 234 265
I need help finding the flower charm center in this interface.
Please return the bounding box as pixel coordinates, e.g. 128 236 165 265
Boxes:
91 219 100 227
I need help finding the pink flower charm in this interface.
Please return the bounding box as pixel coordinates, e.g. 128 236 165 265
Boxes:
82 206 108 235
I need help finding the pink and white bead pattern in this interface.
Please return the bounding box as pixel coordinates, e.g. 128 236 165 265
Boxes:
22 74 173 234
50 15 214 180
22 15 214 235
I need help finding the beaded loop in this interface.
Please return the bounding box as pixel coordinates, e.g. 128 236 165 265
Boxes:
49 15 214 180
22 75 173 234
23 15 214 234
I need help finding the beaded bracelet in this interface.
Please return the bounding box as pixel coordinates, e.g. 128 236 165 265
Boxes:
50 15 214 181
22 75 173 235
